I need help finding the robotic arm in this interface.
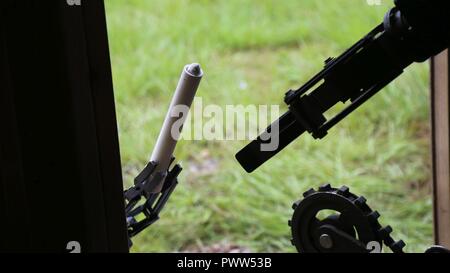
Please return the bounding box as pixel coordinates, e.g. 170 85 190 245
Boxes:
235 0 450 253
236 0 450 173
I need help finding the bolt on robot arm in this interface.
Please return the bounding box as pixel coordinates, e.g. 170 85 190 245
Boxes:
236 0 450 173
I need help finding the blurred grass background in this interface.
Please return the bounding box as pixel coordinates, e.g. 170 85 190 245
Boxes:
105 0 433 253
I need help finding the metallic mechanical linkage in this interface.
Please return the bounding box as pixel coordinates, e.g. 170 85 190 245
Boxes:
124 160 182 247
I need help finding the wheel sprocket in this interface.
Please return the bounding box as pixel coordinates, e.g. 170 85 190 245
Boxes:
289 184 405 253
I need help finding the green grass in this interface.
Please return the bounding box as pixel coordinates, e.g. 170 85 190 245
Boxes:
105 0 433 253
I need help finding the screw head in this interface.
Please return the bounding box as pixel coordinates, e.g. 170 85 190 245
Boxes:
319 234 334 249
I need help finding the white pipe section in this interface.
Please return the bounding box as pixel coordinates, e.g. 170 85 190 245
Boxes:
148 63 203 193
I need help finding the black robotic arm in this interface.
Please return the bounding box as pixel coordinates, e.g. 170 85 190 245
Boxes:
236 0 450 173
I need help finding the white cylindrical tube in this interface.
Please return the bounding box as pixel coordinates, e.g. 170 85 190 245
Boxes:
148 63 203 193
